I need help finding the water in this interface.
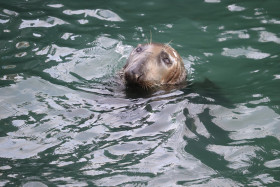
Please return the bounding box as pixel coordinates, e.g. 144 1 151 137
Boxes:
0 0 280 186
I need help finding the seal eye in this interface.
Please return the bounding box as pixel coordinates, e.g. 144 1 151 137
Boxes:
160 51 172 66
136 47 142 53
163 57 171 65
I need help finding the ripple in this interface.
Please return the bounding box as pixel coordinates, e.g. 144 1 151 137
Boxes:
63 9 123 22
46 4 64 8
2 65 16 69
259 31 280 44
254 174 277 185
218 30 250 42
204 0 220 3
36 44 75 62
222 47 270 59
274 75 280 80
22 182 47 187
77 19 88 25
32 32 42 37
0 165 11 170
15 52 27 57
207 144 260 169
16 41 30 49
0 137 59 159
43 36 131 82
261 19 280 25
61 32 80 40
3 9 18 16
264 159 280 169
0 19 9 24
212 105 280 141
227 4 246 12
19 16 69 29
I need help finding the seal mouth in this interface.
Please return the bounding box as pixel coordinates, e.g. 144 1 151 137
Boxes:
124 66 145 84
126 81 156 91
124 72 156 90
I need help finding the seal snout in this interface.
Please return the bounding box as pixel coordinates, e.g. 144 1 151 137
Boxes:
124 68 144 84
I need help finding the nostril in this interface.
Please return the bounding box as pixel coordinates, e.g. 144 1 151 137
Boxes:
124 69 136 82
132 70 143 81
124 68 143 83
124 71 132 80
135 73 143 81
134 72 139 79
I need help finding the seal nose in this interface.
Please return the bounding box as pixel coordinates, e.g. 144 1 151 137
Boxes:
125 68 142 83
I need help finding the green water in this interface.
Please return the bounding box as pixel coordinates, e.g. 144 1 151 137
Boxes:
1 0 280 186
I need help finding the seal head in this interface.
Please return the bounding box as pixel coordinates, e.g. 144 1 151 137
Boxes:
121 43 186 90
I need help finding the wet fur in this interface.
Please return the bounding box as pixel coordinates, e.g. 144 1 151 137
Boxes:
120 43 187 90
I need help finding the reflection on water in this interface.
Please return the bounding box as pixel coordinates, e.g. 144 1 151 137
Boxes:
0 0 280 186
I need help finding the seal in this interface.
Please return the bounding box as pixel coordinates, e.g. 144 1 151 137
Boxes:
120 43 186 90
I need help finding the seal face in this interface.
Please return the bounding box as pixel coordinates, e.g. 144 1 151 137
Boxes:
120 43 187 89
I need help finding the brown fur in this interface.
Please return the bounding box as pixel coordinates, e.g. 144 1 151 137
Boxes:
121 43 186 89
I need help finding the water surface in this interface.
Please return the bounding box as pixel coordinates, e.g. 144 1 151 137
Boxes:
0 0 280 186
